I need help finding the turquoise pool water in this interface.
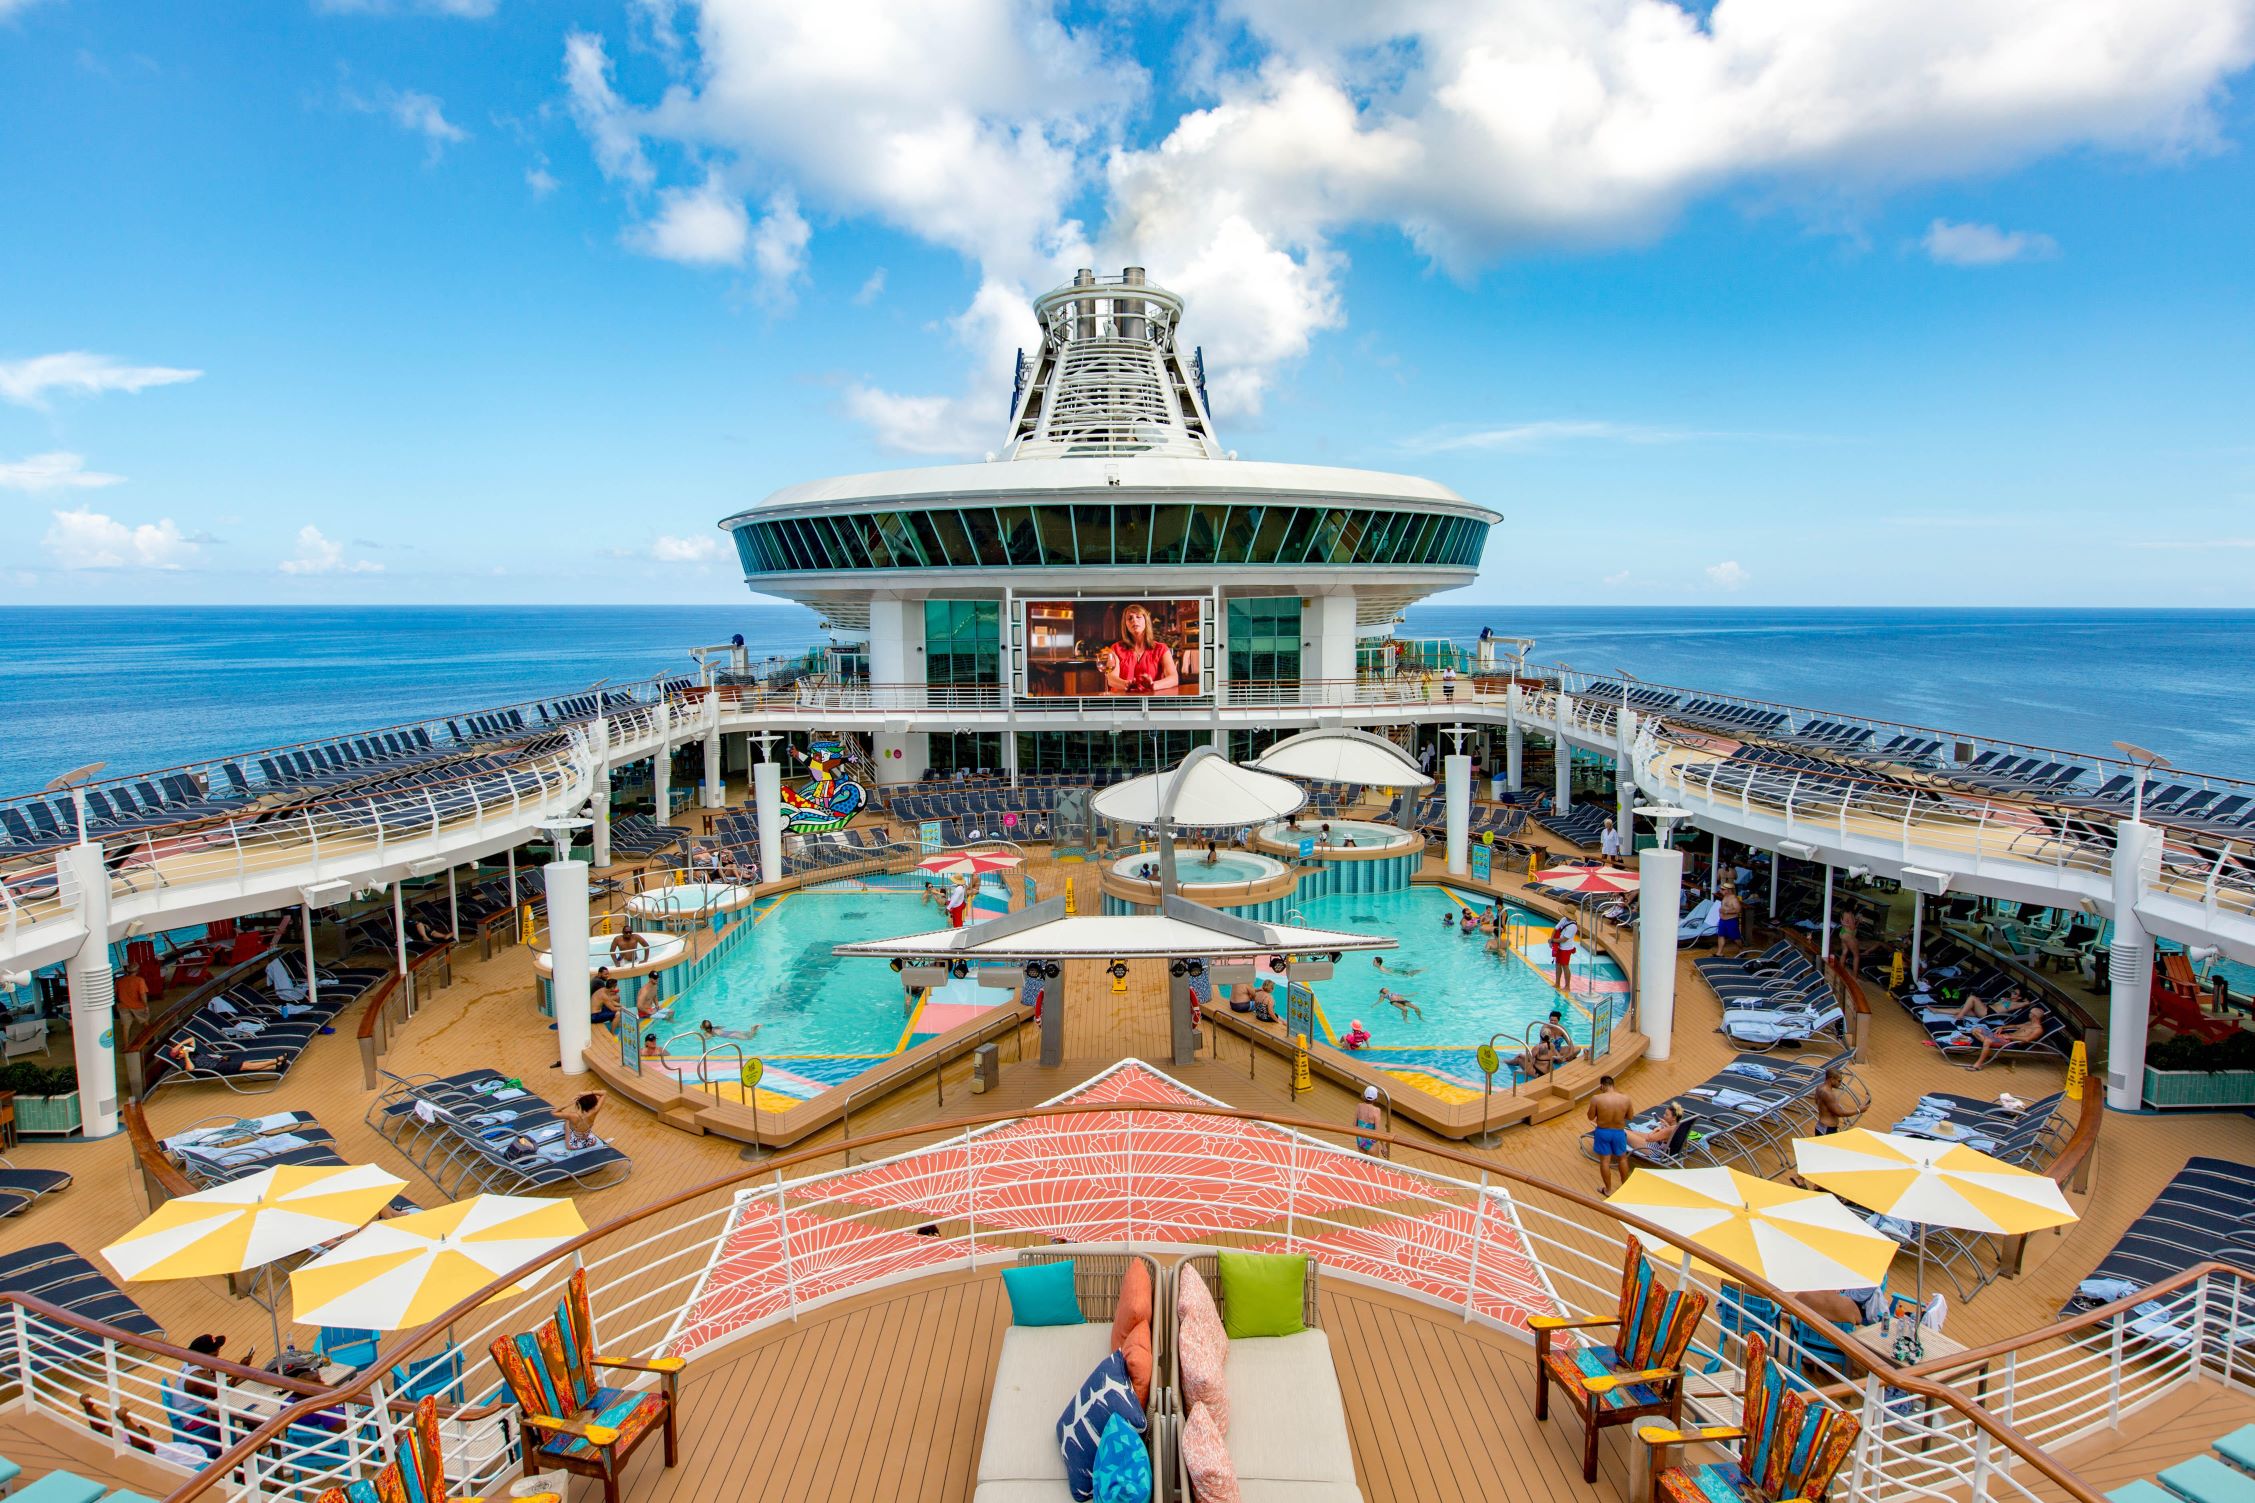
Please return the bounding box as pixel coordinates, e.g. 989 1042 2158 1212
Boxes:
658 877 1007 1092
1287 885 1630 1101
1262 818 1416 850
1116 852 1281 885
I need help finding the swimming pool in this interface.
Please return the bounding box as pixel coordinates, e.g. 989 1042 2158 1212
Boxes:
1112 852 1283 885
653 878 1010 1100
1285 885 1630 1104
1258 818 1417 852
628 881 754 916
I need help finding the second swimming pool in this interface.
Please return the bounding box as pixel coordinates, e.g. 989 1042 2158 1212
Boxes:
1286 885 1630 1103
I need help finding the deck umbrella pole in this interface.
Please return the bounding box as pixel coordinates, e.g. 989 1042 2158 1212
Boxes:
1821 864 1834 962
393 884 409 983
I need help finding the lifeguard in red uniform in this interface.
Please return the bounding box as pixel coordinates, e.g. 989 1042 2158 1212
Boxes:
1098 603 1181 695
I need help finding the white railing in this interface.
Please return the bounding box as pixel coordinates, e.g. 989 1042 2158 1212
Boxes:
25 1086 2158 1503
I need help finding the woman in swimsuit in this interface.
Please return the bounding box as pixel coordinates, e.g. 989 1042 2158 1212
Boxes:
1099 604 1180 695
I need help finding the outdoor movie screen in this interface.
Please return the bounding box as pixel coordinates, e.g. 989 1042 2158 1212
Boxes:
1023 598 1203 697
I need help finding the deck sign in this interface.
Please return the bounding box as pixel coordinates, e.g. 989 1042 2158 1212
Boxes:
1470 843 1493 882
918 821 945 854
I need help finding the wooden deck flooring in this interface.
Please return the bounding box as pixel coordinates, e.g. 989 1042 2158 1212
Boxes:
7 803 2255 1500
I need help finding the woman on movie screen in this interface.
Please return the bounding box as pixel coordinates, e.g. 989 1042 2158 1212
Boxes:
1098 602 1181 695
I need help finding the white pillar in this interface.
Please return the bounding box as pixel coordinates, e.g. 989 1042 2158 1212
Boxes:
303 902 321 1016
60 844 120 1137
2106 820 2156 1111
652 704 672 824
1506 722 1524 793
702 711 723 810
1636 843 1685 1062
1553 693 1573 811
591 763 612 869
1820 863 1834 961
1909 893 1924 979
1768 852 1779 918
545 858 592 1075
1444 753 1471 876
754 758 785 885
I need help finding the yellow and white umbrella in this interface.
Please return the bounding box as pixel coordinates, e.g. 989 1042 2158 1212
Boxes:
103 1163 408 1283
102 1162 407 1352
290 1194 587 1331
1605 1167 1901 1292
1790 1130 2076 1236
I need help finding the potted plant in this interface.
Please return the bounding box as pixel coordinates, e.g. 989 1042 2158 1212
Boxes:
0 1061 82 1135
2143 1030 2255 1110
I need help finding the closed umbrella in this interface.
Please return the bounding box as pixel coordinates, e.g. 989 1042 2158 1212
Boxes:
103 1162 408 1352
291 1193 587 1331
1604 1166 1900 1292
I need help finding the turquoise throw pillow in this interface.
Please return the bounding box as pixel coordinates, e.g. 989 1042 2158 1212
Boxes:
1217 1249 1308 1338
1090 1410 1152 1503
1002 1259 1084 1326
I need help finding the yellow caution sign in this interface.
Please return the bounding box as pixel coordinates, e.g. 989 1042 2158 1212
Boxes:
1888 950 1906 991
1064 880 1078 916
1112 966 1128 995
1293 1034 1312 1094
517 903 535 946
2064 1039 2086 1102
1526 850 1540 882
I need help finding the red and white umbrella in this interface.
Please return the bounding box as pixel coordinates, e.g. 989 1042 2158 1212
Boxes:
917 851 1024 878
1532 866 1639 895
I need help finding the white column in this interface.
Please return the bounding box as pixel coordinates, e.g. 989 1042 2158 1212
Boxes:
1768 852 1779 918
392 884 409 982
545 858 592 1075
652 701 672 822
702 703 724 810
588 713 612 869
1444 753 1471 876
60 844 120 1137
1312 593 1357 704
1553 692 1573 812
1820 863 1834 960
754 758 785 885
1505 710 1524 793
1636 842 1685 1062
1909 893 1924 979
2106 819 2156 1111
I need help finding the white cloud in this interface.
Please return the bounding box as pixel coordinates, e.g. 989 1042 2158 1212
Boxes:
44 507 197 569
0 351 201 409
0 451 123 492
1602 570 1631 587
526 162 559 197
348 85 468 159
853 267 887 305
1922 219 2061 266
1705 560 1750 591
631 174 752 266
748 190 811 304
279 525 383 574
0 0 54 16
568 0 2255 448
652 533 721 562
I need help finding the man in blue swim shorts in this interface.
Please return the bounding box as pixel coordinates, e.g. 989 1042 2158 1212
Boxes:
1587 1074 1635 1194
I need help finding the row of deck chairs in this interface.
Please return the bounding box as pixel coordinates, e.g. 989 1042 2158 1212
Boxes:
1594 1049 1865 1176
0 1156 71 1216
2063 1157 2255 1316
369 1068 631 1196
783 827 917 878
2061 775 2255 840
1891 1088 2069 1170
1534 800 1611 848
145 960 379 1096
1892 933 2076 1067
1693 943 1849 1049
0 1242 164 1351
161 1110 420 1213
612 813 687 857
1 770 255 851
1405 797 1531 845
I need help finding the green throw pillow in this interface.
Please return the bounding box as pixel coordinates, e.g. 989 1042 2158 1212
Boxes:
1217 1251 1307 1338
1002 1259 1085 1326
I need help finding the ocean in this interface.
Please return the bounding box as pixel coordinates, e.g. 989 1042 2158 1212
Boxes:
0 604 2249 793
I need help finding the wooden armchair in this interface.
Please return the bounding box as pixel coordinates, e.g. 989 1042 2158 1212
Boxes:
488 1267 682 1503
1637 1333 1859 1503
1532 1236 1710 1482
315 1396 557 1503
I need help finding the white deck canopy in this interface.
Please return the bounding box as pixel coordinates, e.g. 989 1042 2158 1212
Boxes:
1090 757 1305 828
832 894 1393 963
1252 727 1432 789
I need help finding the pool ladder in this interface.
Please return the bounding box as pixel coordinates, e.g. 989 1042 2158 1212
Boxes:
661 1029 746 1102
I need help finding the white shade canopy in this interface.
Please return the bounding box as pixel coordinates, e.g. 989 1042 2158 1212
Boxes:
1251 728 1432 790
1091 758 1305 828
834 911 1392 963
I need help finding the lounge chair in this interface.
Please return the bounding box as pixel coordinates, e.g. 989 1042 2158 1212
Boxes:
0 1158 73 1216
489 1268 679 1503
1533 1236 1709 1482
1639 1332 1858 1503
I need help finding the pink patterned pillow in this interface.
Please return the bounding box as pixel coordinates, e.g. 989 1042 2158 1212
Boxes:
1175 1263 1231 1434
1180 1399 1240 1503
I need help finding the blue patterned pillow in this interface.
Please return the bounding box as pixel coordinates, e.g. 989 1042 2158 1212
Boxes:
1090 1411 1152 1503
1057 1348 1146 1502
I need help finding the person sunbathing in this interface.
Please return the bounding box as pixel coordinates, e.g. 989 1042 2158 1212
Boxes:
1964 1005 2050 1070
1625 1103 1685 1154
1510 1040 1557 1078
1378 986 1422 1019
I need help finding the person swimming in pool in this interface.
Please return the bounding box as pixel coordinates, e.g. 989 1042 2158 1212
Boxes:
1371 956 1422 977
1378 986 1422 1019
700 1019 762 1043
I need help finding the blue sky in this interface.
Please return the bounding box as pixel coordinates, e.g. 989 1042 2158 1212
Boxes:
3 0 2253 606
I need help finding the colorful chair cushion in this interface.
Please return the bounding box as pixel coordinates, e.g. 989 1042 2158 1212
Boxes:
1542 1344 1666 1410
1090 1411 1152 1503
1121 1317 1153 1409
1654 1334 1859 1503
1057 1349 1146 1502
1180 1399 1241 1503
1110 1258 1153 1350
1176 1263 1231 1434
1004 1259 1086 1327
